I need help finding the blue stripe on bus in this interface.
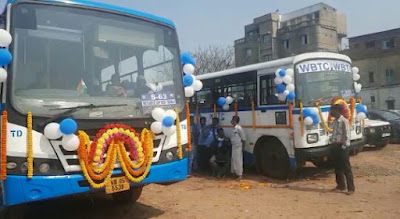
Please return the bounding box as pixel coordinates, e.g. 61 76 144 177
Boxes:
8 0 176 28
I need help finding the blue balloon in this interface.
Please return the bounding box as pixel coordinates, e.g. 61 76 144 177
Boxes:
356 104 367 113
287 91 296 101
218 97 226 106
59 118 77 135
303 108 313 117
181 52 196 66
0 49 12 66
162 116 175 127
279 69 286 77
311 114 320 125
183 75 194 87
276 84 286 93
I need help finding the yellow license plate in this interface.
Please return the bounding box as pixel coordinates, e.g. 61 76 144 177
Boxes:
105 176 130 194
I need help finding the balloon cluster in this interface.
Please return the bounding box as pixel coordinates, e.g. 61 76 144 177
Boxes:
352 67 362 93
274 69 296 102
303 108 320 126
355 104 368 121
150 108 177 136
217 96 234 111
0 29 13 82
181 52 203 97
44 118 79 151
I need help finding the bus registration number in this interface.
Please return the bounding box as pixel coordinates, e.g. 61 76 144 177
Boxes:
105 176 130 194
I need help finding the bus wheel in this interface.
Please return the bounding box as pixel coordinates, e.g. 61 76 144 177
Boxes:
111 186 143 203
376 140 389 149
0 205 25 219
258 138 290 179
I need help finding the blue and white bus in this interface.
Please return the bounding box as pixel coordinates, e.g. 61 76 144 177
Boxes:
0 0 189 215
193 52 365 179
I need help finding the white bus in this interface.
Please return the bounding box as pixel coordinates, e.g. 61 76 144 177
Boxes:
193 52 365 179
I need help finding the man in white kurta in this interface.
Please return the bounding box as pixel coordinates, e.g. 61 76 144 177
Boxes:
230 116 246 180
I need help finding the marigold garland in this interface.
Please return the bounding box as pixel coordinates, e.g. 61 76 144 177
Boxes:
77 125 154 189
27 111 33 179
349 98 356 127
175 108 183 159
299 101 305 137
186 102 191 151
1 110 7 180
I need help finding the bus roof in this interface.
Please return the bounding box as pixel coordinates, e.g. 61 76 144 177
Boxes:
196 52 352 80
7 0 176 28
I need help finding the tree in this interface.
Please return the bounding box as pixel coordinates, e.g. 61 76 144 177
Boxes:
190 45 235 75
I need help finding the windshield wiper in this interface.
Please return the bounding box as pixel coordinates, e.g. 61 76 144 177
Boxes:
43 104 128 125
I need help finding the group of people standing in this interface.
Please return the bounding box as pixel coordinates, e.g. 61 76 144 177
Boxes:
188 116 246 180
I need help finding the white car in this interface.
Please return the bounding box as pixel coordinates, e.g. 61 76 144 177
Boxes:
364 119 392 148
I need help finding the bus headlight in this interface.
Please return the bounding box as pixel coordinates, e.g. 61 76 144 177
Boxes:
39 163 50 173
307 134 319 144
166 152 174 161
356 126 362 134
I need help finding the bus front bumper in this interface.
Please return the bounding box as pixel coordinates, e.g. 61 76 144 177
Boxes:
2 158 188 207
295 139 365 162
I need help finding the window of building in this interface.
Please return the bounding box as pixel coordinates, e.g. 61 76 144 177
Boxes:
386 69 394 83
387 100 395 110
371 96 376 103
263 54 272 61
283 39 290 49
246 48 252 57
301 35 308 45
382 39 395 49
366 41 375 48
369 72 374 83
263 34 271 44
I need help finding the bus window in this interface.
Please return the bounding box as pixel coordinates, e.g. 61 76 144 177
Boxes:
223 72 256 107
259 75 281 105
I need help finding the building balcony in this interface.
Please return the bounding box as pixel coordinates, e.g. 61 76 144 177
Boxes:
278 19 320 34
234 35 260 45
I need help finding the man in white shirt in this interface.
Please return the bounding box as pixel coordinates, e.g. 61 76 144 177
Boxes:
230 116 246 180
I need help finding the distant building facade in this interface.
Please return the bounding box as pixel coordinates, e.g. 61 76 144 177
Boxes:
344 28 400 110
234 3 347 67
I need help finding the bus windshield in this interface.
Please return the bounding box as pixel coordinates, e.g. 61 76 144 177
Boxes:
10 3 183 119
295 59 355 106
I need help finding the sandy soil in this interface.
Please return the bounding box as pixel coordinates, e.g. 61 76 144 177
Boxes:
23 144 400 219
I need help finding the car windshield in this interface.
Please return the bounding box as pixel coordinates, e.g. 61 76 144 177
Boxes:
10 3 184 119
296 60 355 106
380 111 400 121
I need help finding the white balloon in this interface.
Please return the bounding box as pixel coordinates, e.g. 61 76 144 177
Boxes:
0 29 12 47
352 67 359 74
185 86 195 97
151 108 165 121
223 104 230 111
0 68 6 82
278 93 286 102
44 123 63 140
282 75 293 84
311 107 319 114
155 84 163 92
165 109 177 120
283 90 290 96
163 125 177 136
356 112 366 121
150 122 163 134
183 64 195 75
275 69 282 77
274 77 283 85
353 73 360 81
226 96 234 105
193 80 203 91
61 134 80 151
286 84 295 92
355 83 362 93
304 116 313 126
286 68 294 77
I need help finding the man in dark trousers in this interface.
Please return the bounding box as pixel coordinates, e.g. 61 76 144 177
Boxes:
330 104 355 195
209 128 231 178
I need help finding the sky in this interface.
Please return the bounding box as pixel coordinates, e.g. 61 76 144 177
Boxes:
96 0 400 52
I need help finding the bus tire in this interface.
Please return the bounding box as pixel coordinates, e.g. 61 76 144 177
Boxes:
111 186 143 203
256 137 290 179
375 140 389 149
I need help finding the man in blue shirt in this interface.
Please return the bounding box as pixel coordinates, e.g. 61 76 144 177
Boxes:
198 117 220 172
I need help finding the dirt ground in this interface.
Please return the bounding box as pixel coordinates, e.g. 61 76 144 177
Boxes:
24 144 400 219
